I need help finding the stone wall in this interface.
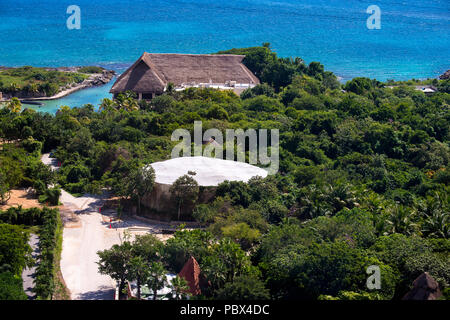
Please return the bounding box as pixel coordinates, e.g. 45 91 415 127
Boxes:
139 183 216 221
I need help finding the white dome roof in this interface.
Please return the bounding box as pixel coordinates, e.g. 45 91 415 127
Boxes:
149 156 268 186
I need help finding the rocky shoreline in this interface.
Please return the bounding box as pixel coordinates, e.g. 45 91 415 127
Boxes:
25 69 116 101
440 70 450 80
0 67 115 101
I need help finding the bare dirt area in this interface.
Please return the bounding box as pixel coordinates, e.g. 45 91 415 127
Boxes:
0 189 44 210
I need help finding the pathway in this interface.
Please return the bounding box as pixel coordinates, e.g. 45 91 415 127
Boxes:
22 234 39 300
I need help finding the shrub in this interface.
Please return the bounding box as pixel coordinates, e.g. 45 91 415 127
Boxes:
0 272 27 300
78 66 104 74
33 180 46 196
33 208 61 299
21 137 42 156
38 187 61 206
216 275 270 300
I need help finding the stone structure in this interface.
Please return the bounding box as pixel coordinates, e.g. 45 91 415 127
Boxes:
140 156 268 220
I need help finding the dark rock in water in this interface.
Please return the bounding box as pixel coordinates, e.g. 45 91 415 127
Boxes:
440 70 450 80
20 100 44 106
402 272 442 300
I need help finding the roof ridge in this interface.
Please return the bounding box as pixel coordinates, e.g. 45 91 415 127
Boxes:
147 53 245 57
141 53 167 86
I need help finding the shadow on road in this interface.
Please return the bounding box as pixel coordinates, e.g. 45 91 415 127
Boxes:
22 234 40 300
76 286 115 300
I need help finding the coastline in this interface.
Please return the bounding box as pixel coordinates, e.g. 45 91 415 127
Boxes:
24 72 113 101
0 68 115 103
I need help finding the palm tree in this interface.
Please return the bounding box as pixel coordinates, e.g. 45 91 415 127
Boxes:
325 184 358 213
8 82 19 93
99 98 117 112
25 83 39 96
58 105 71 114
145 262 168 300
168 276 190 300
0 172 11 205
122 97 139 112
385 204 418 236
129 256 149 300
166 82 175 95
417 192 449 239
134 166 155 215
6 97 21 113
115 91 139 111
421 210 449 239
297 185 332 220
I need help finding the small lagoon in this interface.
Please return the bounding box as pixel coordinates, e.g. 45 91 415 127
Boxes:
22 78 115 114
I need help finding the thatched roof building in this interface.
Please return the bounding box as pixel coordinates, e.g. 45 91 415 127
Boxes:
178 256 204 296
402 272 442 300
110 53 260 99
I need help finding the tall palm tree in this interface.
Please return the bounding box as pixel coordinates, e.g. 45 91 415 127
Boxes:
122 97 139 112
25 82 39 96
325 184 358 213
0 172 11 205
297 185 332 220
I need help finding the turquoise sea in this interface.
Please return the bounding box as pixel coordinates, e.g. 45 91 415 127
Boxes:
0 0 449 113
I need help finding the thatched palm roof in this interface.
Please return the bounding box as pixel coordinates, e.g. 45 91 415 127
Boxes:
110 52 260 94
178 256 203 296
402 272 442 300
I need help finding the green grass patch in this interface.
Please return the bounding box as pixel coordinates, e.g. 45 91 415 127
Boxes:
0 66 88 96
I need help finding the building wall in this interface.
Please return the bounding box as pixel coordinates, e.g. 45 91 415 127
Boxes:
139 183 216 220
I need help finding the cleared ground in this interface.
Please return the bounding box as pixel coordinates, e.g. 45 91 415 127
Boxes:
59 191 174 300
40 153 174 300
0 189 44 210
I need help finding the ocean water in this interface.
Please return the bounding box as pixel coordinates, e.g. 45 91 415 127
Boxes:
0 0 449 112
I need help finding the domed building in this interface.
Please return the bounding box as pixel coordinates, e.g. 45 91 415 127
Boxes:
139 156 268 220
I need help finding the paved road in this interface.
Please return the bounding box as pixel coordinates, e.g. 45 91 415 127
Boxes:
41 153 59 171
61 210 121 300
40 153 169 300
22 234 39 300
58 189 121 300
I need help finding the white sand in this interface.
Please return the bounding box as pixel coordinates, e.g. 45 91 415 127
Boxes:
149 156 268 186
